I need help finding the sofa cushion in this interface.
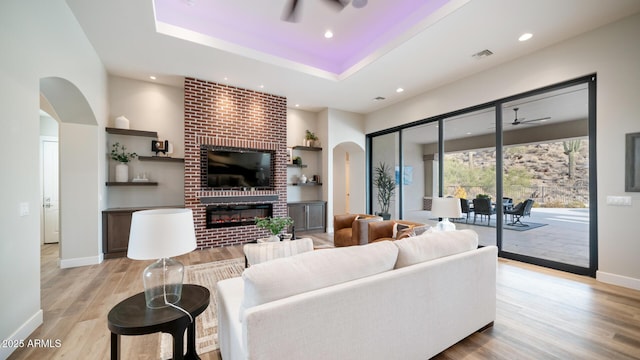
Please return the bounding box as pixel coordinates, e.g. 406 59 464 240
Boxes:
394 229 479 268
240 240 399 320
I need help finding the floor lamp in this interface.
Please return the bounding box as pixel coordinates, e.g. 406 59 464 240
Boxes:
128 208 197 309
431 197 462 232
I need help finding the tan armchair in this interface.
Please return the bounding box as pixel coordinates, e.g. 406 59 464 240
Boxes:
368 220 428 243
333 214 383 247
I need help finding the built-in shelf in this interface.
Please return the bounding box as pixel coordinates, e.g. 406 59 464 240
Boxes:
106 182 159 186
138 156 184 163
290 182 322 186
287 164 308 168
106 127 158 138
292 146 322 151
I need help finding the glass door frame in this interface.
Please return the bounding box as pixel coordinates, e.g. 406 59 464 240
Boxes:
367 74 597 277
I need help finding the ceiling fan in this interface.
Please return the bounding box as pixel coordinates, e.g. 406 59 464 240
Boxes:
283 0 364 22
510 107 551 126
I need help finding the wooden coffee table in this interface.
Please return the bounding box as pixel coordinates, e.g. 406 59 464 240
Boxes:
108 284 210 360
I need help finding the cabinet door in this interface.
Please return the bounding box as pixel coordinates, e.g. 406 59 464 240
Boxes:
287 203 307 232
305 202 326 231
104 212 133 257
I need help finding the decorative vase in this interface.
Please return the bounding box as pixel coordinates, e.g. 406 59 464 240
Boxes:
115 163 129 182
299 174 307 184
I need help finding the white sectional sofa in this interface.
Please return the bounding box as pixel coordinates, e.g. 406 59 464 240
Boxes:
216 229 497 360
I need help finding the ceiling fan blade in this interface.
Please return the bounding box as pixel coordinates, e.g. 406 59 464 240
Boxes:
326 0 348 10
282 0 300 22
519 116 551 124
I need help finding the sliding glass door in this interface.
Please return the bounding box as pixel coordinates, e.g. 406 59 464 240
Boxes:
368 75 596 276
500 83 592 270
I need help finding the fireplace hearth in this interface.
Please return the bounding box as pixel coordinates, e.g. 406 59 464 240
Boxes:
206 204 273 229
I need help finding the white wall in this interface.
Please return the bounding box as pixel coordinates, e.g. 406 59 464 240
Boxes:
366 13 640 289
0 0 108 356
106 76 185 208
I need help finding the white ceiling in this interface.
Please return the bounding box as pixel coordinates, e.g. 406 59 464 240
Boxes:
66 0 640 114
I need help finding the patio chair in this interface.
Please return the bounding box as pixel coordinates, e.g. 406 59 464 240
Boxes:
502 197 513 221
460 198 473 223
472 198 495 225
505 199 535 226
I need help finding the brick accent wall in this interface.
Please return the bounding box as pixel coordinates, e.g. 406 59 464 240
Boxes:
184 78 288 248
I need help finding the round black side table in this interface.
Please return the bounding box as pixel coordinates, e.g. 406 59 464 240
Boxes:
108 284 210 360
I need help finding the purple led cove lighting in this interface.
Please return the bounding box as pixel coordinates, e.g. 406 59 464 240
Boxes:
154 0 452 76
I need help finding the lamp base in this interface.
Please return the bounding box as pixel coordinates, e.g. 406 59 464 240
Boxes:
142 257 184 309
434 218 456 232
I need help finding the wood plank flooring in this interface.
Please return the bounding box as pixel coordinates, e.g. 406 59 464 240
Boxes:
8 237 640 360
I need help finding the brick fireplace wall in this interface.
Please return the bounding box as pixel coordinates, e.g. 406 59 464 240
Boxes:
184 78 288 248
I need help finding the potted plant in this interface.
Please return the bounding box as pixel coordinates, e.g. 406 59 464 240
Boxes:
254 216 294 242
305 130 319 147
110 142 137 182
373 162 396 220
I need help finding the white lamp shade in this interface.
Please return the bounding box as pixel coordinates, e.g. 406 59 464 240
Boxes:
128 208 197 260
431 197 462 219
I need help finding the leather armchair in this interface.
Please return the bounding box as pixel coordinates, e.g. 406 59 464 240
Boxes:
368 220 428 243
333 214 382 247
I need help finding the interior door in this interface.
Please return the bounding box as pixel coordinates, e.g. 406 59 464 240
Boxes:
42 138 59 244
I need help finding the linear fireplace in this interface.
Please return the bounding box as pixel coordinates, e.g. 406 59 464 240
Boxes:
206 204 273 229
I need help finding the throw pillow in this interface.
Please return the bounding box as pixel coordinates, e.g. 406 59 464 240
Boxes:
393 229 479 268
392 222 413 238
396 227 415 239
240 240 399 321
412 225 431 235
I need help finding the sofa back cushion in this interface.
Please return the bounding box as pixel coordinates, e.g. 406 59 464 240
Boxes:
240 240 398 320
394 229 479 268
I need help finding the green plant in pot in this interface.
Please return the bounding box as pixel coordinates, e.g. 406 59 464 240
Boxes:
110 142 137 182
373 162 396 220
305 130 319 147
254 216 294 242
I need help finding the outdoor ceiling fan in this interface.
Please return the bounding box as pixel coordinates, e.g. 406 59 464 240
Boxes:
283 0 366 22
510 107 551 126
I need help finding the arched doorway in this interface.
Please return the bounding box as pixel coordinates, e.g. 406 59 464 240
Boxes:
39 77 99 267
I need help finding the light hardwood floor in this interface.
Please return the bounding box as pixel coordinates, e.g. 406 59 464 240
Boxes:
8 237 640 360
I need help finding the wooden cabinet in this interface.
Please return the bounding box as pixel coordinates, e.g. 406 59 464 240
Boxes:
287 201 326 234
102 206 181 258
102 209 136 259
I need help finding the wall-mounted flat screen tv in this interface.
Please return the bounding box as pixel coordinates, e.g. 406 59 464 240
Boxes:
206 147 272 190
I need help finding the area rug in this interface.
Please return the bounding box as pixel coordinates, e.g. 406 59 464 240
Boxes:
159 258 245 359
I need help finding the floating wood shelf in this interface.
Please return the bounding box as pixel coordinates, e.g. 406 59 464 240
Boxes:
106 127 158 138
292 146 322 151
106 182 158 186
138 156 184 162
290 182 322 186
287 164 308 168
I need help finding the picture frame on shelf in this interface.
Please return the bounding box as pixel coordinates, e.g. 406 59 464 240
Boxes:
626 132 640 192
287 147 293 164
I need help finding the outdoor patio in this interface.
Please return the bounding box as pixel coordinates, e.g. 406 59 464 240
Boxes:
405 207 590 268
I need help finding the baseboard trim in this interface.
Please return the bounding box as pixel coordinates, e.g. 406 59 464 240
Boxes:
59 253 104 269
0 310 43 359
597 270 640 290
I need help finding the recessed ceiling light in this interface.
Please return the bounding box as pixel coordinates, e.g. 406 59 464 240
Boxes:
295 104 300 107
324 30 333 39
259 84 264 89
519 33 533 42
149 75 157 80
396 88 404 93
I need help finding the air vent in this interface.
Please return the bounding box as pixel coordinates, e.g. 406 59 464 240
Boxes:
472 49 494 59
373 96 386 101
